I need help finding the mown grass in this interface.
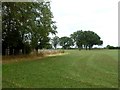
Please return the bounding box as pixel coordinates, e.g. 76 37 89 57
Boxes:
2 50 118 88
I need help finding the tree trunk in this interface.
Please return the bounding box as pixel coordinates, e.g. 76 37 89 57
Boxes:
14 48 20 55
9 47 13 55
2 47 6 55
35 46 38 55
85 45 87 50
22 46 26 55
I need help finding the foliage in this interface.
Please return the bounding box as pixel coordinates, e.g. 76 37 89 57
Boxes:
52 36 59 49
2 2 57 55
59 36 74 49
71 30 103 50
106 45 120 49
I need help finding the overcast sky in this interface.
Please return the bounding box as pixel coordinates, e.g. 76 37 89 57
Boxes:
50 0 119 47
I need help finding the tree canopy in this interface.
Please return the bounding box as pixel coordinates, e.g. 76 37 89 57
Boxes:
2 2 104 56
2 1 57 55
52 36 59 49
59 36 74 49
71 30 103 50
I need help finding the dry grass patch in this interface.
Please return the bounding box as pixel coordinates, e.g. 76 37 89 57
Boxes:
2 50 64 64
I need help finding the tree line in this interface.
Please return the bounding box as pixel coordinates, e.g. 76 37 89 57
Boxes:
52 30 103 50
2 2 57 55
106 45 120 49
2 2 103 56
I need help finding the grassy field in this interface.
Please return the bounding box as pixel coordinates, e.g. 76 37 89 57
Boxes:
2 50 118 88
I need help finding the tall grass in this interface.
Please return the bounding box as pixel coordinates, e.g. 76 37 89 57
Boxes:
2 49 64 63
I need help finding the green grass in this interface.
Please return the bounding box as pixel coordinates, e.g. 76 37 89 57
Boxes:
2 50 118 88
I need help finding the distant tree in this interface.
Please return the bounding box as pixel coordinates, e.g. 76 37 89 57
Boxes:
84 31 103 50
106 45 111 49
59 36 74 49
71 30 103 50
52 36 59 49
71 30 84 50
106 45 120 49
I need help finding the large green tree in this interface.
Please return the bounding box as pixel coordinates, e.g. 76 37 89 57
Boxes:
84 31 103 49
71 30 103 50
2 1 57 55
31 2 57 52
